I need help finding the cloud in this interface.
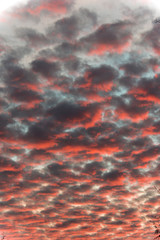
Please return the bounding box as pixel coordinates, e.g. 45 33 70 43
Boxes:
16 27 50 47
79 20 132 55
119 61 148 76
0 0 160 240
31 59 60 78
13 0 74 17
47 8 97 40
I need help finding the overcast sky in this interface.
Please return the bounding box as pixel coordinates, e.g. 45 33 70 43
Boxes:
0 0 160 239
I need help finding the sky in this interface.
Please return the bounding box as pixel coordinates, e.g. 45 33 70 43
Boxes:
0 0 160 239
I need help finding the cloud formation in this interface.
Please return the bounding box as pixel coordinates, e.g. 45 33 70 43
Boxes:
0 0 160 239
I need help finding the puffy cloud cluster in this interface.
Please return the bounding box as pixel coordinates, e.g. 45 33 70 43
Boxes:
0 0 160 239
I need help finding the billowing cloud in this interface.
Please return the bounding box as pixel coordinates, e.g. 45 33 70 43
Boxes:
0 0 160 240
79 21 132 55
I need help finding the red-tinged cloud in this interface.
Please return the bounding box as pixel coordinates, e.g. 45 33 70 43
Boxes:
88 41 131 55
113 95 152 122
28 0 72 14
129 76 160 104
79 21 132 55
0 0 160 240
11 0 73 19
83 64 118 90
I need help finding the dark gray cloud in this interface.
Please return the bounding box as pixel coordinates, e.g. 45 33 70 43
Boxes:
120 61 148 76
48 8 97 40
16 27 50 47
31 59 60 78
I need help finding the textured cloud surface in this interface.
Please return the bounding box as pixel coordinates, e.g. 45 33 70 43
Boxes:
0 0 160 239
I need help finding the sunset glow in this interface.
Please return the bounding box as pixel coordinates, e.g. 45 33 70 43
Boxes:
0 0 160 240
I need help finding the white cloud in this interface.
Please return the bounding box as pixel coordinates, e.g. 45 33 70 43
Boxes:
0 0 28 14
